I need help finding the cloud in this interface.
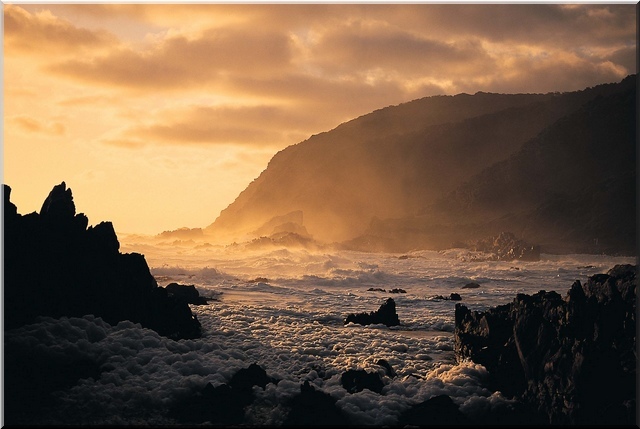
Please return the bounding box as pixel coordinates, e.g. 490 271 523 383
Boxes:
4 5 117 53
6 3 636 155
48 25 294 91
11 115 66 136
304 20 493 79
113 104 329 147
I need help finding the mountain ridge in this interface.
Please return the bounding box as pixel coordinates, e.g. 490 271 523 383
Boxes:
202 75 635 254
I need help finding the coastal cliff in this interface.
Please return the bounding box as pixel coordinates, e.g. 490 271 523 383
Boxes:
454 264 637 425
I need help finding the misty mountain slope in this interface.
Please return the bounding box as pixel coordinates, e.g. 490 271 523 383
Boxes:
433 87 635 219
364 81 636 254
205 76 635 247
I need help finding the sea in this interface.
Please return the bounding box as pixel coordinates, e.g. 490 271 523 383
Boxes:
8 237 636 425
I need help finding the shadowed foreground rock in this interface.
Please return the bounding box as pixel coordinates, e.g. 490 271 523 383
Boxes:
455 264 636 425
397 395 468 426
340 369 385 394
169 363 279 425
345 298 400 327
284 381 350 426
4 182 201 340
165 282 213 305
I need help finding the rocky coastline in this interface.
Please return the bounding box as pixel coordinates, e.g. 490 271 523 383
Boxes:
455 264 637 425
3 182 636 426
4 182 201 339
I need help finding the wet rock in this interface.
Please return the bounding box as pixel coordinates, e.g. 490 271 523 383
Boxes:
467 232 541 261
376 359 397 378
454 264 636 425
462 282 481 289
165 283 211 305
431 294 463 301
340 369 384 394
345 298 400 327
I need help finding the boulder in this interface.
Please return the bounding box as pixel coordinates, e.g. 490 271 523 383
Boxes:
431 294 463 301
165 283 210 305
340 369 384 394
376 359 397 378
345 298 400 327
389 288 407 293
449 293 462 301
454 264 636 425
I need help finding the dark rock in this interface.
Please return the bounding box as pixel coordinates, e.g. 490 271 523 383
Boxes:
248 277 270 283
40 181 75 220
344 298 400 327
389 288 406 293
169 363 278 425
376 359 396 378
454 264 636 425
3 182 201 339
4 184 17 218
467 232 541 261
340 369 385 394
228 362 278 393
165 283 210 305
431 294 462 301
367 287 387 292
397 394 468 426
463 282 481 289
3 348 102 426
283 381 350 426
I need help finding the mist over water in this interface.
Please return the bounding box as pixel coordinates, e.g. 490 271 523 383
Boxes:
7 230 634 425
27 236 620 425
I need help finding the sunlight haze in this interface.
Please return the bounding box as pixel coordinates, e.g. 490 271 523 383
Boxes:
4 3 635 235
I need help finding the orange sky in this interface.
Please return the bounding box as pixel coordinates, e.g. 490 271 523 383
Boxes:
3 2 636 235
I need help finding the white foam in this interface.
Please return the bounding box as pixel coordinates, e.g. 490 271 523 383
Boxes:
11 243 635 425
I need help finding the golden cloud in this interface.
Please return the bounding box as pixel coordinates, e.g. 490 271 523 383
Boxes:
11 116 66 136
4 5 117 53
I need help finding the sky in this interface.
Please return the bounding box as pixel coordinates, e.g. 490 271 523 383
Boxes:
3 2 636 235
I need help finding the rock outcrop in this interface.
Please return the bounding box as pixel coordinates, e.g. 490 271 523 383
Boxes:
169 363 278 425
283 381 349 426
165 283 212 305
344 298 400 327
397 395 468 426
466 232 541 261
4 182 201 339
340 369 385 394
454 264 636 425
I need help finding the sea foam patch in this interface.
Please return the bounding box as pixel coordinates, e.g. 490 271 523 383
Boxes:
7 247 635 425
